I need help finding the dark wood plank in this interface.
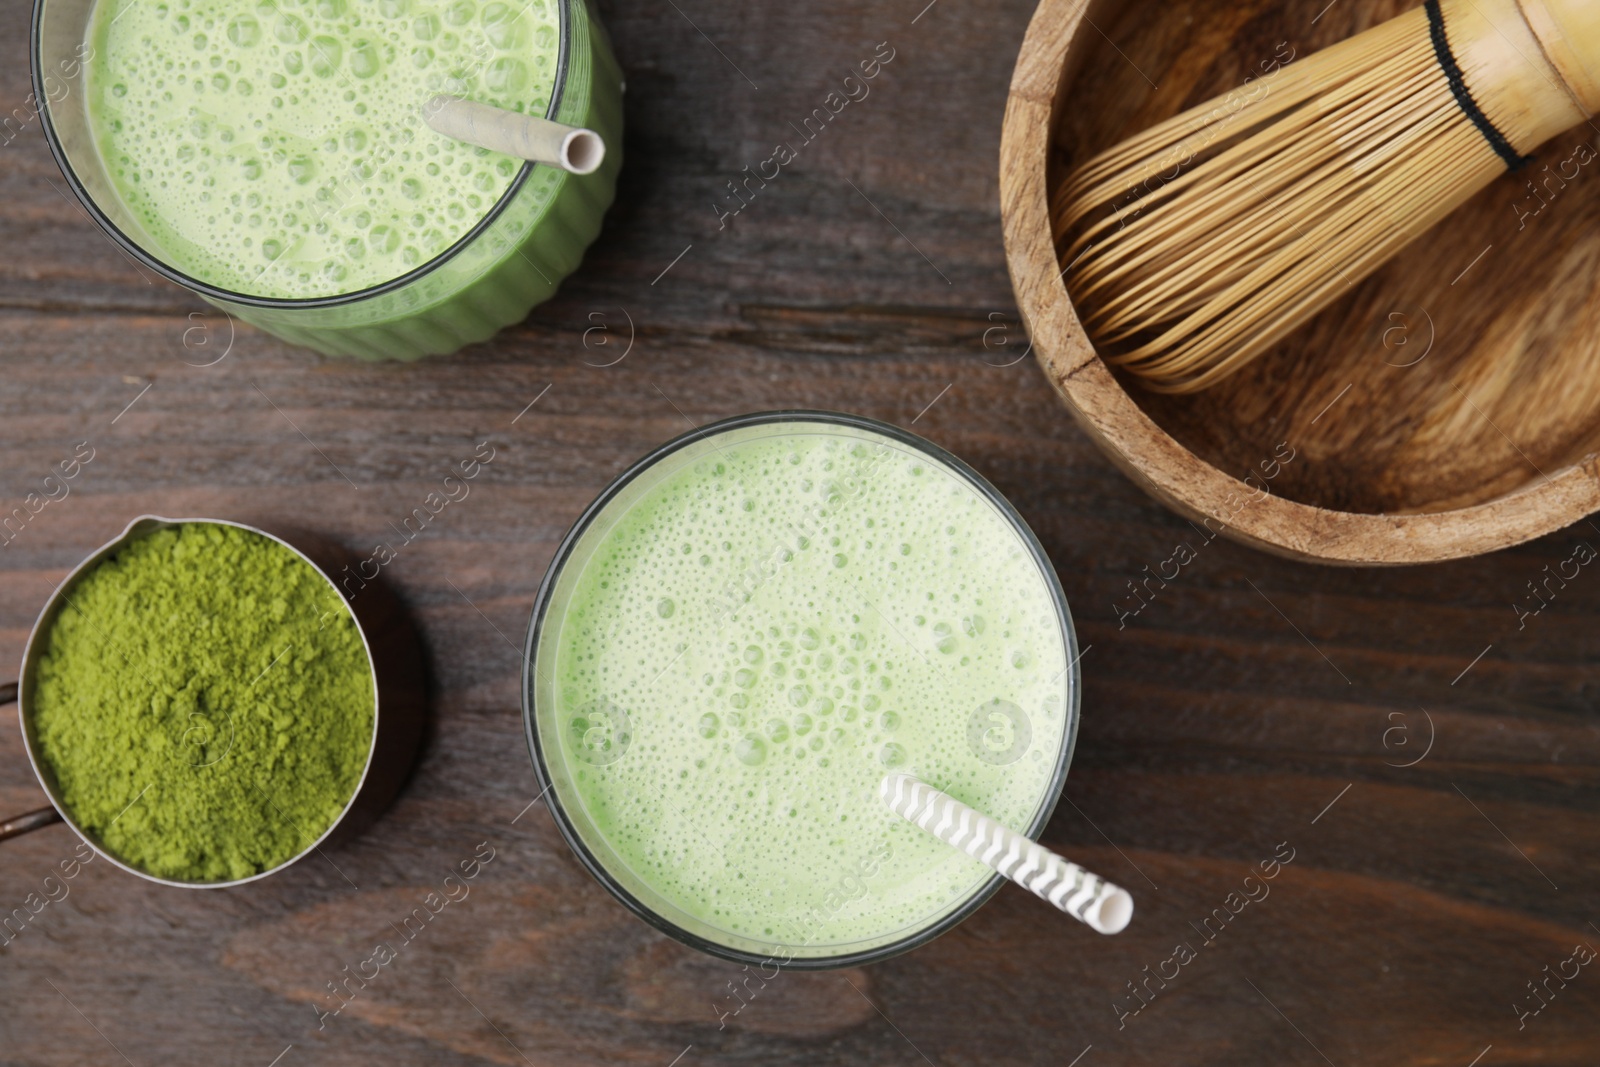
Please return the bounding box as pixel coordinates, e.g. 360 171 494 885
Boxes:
2 0 1598 1064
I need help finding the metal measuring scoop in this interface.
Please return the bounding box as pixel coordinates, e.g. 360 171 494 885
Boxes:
0 516 426 886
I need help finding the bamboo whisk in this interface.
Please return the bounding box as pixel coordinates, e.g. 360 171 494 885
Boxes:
1053 0 1600 393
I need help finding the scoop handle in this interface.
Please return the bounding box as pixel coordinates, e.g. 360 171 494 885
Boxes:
0 680 66 842
878 773 1134 934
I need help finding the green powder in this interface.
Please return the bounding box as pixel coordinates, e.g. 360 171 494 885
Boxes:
31 522 375 883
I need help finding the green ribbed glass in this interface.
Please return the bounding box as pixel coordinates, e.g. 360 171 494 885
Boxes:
35 0 621 359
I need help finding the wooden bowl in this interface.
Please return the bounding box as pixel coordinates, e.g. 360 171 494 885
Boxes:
1001 0 1600 564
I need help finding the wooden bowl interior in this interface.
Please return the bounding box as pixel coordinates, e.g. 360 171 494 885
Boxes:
1051 0 1600 516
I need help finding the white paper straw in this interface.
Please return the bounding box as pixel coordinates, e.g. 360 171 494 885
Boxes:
422 95 606 174
878 773 1133 934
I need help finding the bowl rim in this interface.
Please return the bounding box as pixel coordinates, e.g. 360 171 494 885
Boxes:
999 0 1600 565
520 408 1082 969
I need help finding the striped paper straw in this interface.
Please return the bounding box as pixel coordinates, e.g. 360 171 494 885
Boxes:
878 773 1133 934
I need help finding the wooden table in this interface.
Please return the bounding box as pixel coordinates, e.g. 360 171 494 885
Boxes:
2 0 1596 1063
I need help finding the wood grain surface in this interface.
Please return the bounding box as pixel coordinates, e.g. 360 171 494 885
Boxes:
2 0 1598 1064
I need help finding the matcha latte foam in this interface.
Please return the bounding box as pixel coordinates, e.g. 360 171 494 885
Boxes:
29 522 375 883
84 0 561 298
529 415 1078 962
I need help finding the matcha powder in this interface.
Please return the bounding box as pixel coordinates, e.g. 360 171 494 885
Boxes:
31 522 375 883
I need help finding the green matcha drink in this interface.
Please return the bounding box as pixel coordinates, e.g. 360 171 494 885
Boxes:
528 414 1078 963
86 0 559 297
38 0 621 356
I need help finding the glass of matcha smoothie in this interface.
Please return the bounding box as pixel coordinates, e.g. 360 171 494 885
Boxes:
524 412 1080 967
32 0 621 358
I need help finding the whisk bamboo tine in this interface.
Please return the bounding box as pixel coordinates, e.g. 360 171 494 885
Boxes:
1100 147 1501 380
1087 111 1479 310
1106 178 1493 386
1057 113 1340 281
1110 131 1494 340
1059 67 1450 278
1072 55 1445 250
1056 25 1428 211
1075 136 1406 310
1053 0 1600 392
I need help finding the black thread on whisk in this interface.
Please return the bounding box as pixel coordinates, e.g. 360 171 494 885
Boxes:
1425 0 1534 171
